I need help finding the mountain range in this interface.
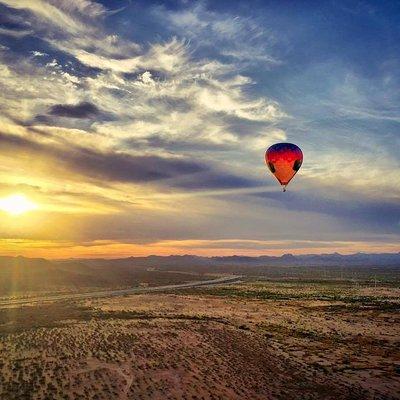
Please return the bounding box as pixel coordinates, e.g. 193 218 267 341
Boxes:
1 252 399 296
77 252 400 267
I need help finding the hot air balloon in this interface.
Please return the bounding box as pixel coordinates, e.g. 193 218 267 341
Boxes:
265 143 303 192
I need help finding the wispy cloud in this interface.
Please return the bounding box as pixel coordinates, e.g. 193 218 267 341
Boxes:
0 26 33 38
153 2 280 66
0 0 398 257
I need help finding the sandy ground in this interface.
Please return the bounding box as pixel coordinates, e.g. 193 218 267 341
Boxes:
0 281 399 399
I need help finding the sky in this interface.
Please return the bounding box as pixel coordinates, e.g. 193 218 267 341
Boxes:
0 0 399 258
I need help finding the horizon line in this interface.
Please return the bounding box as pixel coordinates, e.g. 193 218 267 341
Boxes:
1 250 399 261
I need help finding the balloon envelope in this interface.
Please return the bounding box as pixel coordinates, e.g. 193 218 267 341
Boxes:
265 143 303 189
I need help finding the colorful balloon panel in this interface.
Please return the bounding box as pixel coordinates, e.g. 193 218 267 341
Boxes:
265 143 303 187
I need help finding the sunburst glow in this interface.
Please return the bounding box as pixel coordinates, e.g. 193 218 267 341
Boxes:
0 194 38 215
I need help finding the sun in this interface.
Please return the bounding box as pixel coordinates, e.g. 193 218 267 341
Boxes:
0 194 38 215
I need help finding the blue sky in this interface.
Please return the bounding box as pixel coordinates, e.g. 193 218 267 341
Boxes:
0 0 398 257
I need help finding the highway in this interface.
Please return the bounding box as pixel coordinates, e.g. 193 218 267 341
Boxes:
0 275 243 307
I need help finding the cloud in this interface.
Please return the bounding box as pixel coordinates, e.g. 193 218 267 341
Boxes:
48 101 100 119
0 0 397 256
175 171 260 190
0 26 33 38
31 51 48 57
54 0 108 18
0 0 106 35
124 134 235 153
0 26 282 152
66 37 188 74
154 3 280 67
254 189 400 233
4 3 78 35
0 131 207 184
0 130 264 196
0 0 285 159
0 0 140 65
31 101 117 130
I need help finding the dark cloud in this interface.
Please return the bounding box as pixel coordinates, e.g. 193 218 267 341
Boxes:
32 115 52 124
0 132 205 183
0 132 259 191
49 101 100 119
124 135 235 152
32 101 116 127
254 190 400 232
71 150 205 183
147 96 192 113
0 4 32 31
216 113 272 137
175 171 260 190
31 113 99 131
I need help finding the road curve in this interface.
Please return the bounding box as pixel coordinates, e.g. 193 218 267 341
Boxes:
0 275 243 307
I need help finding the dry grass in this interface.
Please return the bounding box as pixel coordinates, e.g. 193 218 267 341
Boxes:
0 280 399 399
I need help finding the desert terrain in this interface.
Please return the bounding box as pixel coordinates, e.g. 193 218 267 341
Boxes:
0 274 399 400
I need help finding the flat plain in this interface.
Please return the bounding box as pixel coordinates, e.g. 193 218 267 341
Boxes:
1 276 399 400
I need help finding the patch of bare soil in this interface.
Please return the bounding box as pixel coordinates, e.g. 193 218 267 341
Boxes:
0 319 362 400
0 282 399 400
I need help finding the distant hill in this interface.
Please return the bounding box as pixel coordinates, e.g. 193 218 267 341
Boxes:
0 256 208 296
78 252 400 268
0 252 399 296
